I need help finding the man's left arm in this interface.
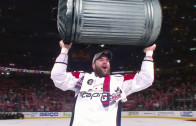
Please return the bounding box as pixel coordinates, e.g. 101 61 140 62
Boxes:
122 44 156 96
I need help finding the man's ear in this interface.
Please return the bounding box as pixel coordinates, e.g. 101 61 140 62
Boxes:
92 63 95 70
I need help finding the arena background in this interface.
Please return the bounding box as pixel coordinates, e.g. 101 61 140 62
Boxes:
0 0 196 124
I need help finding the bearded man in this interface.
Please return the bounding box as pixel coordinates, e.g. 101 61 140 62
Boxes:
51 40 156 126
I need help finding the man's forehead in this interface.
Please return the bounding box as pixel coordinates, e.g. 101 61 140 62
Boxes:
97 55 109 60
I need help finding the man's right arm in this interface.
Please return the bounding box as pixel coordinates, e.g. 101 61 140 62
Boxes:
50 41 81 91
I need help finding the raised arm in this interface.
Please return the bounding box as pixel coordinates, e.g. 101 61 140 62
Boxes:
122 44 156 96
51 40 82 91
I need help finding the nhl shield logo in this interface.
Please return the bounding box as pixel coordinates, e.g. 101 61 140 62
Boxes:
87 79 94 85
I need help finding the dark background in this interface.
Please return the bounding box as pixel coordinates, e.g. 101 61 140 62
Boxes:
0 0 195 72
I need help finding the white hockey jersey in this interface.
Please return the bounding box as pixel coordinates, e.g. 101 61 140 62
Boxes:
51 53 154 126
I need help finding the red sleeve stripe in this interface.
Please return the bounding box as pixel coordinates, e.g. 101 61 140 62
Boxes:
72 72 80 79
123 74 136 81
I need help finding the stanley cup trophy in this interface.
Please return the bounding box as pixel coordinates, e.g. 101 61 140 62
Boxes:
57 0 162 46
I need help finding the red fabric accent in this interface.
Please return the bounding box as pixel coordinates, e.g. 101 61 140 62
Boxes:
103 75 110 92
72 72 80 78
103 102 110 105
123 74 136 81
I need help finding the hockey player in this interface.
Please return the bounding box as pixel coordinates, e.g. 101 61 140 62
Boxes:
51 40 156 126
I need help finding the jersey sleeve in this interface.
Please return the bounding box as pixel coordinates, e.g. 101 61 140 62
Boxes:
122 59 154 96
50 53 84 91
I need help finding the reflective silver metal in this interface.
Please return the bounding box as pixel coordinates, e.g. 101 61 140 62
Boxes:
57 0 162 46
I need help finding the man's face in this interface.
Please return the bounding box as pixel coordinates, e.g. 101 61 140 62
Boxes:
92 55 111 77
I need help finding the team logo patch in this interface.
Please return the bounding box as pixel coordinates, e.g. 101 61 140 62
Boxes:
87 79 94 85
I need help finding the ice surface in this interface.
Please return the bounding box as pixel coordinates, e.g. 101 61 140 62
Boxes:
0 118 195 126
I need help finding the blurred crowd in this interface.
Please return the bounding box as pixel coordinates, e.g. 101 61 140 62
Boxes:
0 74 74 112
0 58 195 112
123 68 196 111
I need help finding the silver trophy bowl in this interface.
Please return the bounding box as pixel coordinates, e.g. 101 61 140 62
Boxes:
57 0 162 46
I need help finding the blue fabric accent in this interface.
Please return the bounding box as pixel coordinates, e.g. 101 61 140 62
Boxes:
102 92 110 107
55 62 67 65
143 59 153 62
116 101 122 126
69 96 78 126
75 76 84 90
75 83 82 90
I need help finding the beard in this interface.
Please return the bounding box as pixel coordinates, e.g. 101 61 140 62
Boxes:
94 65 110 77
